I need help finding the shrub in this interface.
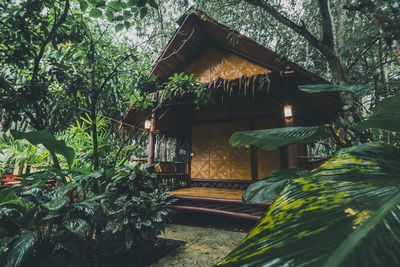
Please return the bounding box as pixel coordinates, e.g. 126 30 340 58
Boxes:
105 163 175 249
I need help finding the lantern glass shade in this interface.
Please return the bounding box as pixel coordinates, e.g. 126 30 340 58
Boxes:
144 120 151 129
284 105 293 118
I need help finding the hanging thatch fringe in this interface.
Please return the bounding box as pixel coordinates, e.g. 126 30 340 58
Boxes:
147 74 271 106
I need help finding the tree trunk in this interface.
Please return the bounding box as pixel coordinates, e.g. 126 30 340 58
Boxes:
378 38 388 85
89 39 99 171
243 0 363 124
91 105 99 170
0 112 11 133
161 135 167 161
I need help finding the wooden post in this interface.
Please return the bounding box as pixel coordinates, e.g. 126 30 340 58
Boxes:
284 117 298 168
147 112 156 166
186 129 192 176
249 120 258 181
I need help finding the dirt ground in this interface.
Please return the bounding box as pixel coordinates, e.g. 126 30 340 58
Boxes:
150 224 247 267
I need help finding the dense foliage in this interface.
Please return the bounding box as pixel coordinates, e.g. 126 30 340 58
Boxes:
222 86 400 265
0 134 174 266
218 142 400 266
1 0 400 266
105 164 174 249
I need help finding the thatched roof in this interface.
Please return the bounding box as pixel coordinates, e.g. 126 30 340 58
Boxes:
120 10 342 137
150 10 328 84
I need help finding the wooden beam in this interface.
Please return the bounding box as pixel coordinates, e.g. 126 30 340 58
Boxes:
147 111 156 166
169 204 262 221
186 126 192 176
249 120 258 181
284 117 298 168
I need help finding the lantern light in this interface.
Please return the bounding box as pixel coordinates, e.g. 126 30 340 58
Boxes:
144 120 151 129
283 105 293 119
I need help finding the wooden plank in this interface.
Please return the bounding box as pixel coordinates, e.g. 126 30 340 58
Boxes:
168 187 244 200
169 204 262 221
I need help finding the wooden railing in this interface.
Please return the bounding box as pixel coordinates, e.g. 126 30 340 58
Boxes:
1 174 23 188
1 174 56 189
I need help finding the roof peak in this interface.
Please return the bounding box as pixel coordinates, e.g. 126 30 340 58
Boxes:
150 10 328 85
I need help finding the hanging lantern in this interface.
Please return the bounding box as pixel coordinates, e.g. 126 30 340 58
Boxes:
283 105 293 119
144 120 152 129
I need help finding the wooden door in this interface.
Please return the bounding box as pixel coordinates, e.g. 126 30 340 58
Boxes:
191 121 251 180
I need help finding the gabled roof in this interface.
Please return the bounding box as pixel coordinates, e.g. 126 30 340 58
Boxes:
150 10 328 84
120 10 342 136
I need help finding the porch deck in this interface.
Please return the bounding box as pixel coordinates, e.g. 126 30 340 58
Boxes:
168 187 271 221
168 187 244 200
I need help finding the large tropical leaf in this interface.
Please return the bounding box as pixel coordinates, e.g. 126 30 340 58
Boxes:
217 143 400 267
0 187 19 203
21 169 71 183
63 218 91 239
7 230 38 267
42 195 69 211
0 199 32 214
356 94 400 132
0 236 17 254
52 181 77 198
298 84 372 98
242 168 310 204
11 129 75 166
229 126 330 150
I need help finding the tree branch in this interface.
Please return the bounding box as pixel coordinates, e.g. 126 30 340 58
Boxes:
243 0 322 50
346 37 379 72
345 0 400 64
317 0 335 49
31 0 70 86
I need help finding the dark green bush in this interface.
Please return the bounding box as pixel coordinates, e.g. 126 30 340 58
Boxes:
105 163 175 249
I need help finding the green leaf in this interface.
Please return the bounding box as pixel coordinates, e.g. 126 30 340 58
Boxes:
89 8 102 18
356 94 400 132
108 0 123 11
95 0 106 8
79 0 88 12
125 225 134 249
113 15 124 21
63 218 91 239
229 126 330 150
218 142 400 266
7 230 38 267
123 10 132 19
0 237 16 254
148 0 158 8
42 196 68 211
137 0 146 7
140 7 148 18
10 129 75 167
242 168 310 204
324 191 400 267
124 21 130 30
115 23 124 32
53 182 77 198
41 211 63 221
128 0 138 6
105 10 114 22
0 199 31 214
298 84 372 98
0 187 19 203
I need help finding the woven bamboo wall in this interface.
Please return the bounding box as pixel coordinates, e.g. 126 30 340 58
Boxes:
191 121 251 180
255 120 281 180
184 46 270 83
